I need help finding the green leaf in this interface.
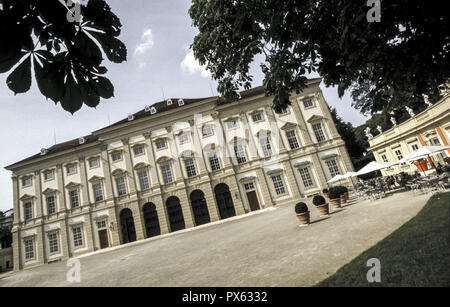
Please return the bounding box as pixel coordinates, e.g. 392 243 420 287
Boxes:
89 76 114 99
61 73 84 114
88 30 127 63
6 55 32 94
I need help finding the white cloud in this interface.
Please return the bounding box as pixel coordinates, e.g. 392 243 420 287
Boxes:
134 28 154 57
180 51 211 78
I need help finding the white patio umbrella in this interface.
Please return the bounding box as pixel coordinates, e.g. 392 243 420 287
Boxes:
327 174 346 183
404 145 450 162
355 161 394 176
341 171 358 178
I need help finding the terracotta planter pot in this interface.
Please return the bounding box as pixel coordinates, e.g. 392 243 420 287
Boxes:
296 211 310 225
329 198 341 208
323 193 329 199
316 203 329 216
340 195 347 204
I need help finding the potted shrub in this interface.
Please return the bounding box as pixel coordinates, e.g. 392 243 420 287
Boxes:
338 186 347 205
322 188 329 198
295 202 310 226
328 187 341 209
313 195 329 216
343 186 349 201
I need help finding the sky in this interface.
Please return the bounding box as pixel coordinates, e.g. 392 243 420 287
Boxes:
0 0 368 212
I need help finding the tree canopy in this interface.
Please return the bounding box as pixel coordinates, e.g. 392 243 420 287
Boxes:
189 0 449 114
0 0 126 113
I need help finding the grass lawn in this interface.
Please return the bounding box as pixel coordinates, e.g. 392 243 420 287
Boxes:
317 192 450 287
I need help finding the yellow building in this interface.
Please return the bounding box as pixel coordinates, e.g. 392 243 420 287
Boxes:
368 94 450 176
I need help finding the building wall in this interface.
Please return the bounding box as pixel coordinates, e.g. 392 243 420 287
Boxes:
7 79 354 271
368 95 450 176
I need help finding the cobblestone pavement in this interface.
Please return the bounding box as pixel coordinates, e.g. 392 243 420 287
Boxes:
0 191 431 287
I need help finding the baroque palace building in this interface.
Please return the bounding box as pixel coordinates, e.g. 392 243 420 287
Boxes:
5 77 354 271
368 94 450 176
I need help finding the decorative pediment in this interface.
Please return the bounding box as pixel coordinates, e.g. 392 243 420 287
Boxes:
42 188 59 195
109 149 123 154
131 143 146 148
255 129 272 137
293 161 310 167
280 122 298 130
266 168 283 175
88 175 104 182
203 143 219 151
227 136 247 145
19 194 35 201
306 114 325 123
239 176 256 182
224 116 239 122
87 155 100 161
180 150 196 158
65 181 81 189
134 162 150 170
111 169 127 177
156 156 172 164
320 153 338 160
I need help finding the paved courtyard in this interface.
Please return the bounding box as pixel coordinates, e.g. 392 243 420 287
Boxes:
0 191 432 287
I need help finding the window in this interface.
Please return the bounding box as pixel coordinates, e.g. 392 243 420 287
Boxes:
43 170 54 181
252 112 263 122
298 167 314 188
22 176 32 187
260 137 272 157
161 164 173 184
178 132 190 145
24 202 32 220
97 220 106 229
303 99 314 108
72 227 83 247
411 144 419 151
208 153 221 171
115 177 127 196
234 144 247 164
394 149 403 161
271 175 286 195
202 125 213 137
137 170 150 190
93 183 103 202
226 120 238 129
312 123 326 142
184 158 197 177
155 139 167 150
69 190 79 208
24 238 34 259
244 182 254 190
286 130 299 149
47 196 56 215
66 164 77 175
325 159 340 177
111 152 122 162
48 232 58 253
89 158 99 168
133 145 144 156
380 154 389 163
430 137 441 145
